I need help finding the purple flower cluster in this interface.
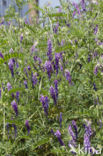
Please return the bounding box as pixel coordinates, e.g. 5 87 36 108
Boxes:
83 121 92 153
50 86 57 105
44 61 53 79
11 100 18 116
20 33 23 43
34 56 42 64
47 39 53 61
94 25 98 35
68 121 78 149
32 73 38 87
55 53 61 75
16 91 20 102
25 120 30 135
73 10 76 17
93 83 97 91
65 70 72 85
53 22 59 34
81 0 86 11
0 88 1 98
94 65 98 75
54 80 58 99
7 82 12 91
50 80 58 105
24 67 28 77
24 80 28 88
6 123 17 139
54 130 65 146
0 52 4 59
59 112 62 128
9 48 14 53
12 124 17 138
40 95 49 115
73 3 81 15
8 59 15 77
0 17 4 26
27 65 31 71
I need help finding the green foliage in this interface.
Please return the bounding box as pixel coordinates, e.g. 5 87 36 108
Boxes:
0 0 103 155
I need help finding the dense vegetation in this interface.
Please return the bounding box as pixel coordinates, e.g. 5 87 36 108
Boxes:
0 0 103 155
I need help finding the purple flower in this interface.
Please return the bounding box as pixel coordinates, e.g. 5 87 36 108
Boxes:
7 82 12 91
44 96 49 115
0 88 1 98
27 65 31 71
55 130 65 146
53 22 59 34
93 51 98 58
66 23 70 27
68 121 78 149
81 0 86 11
16 91 19 102
73 10 76 17
20 33 23 42
59 112 62 128
40 95 49 115
7 21 11 26
73 3 81 15
59 63 63 72
94 25 98 35
34 56 42 64
16 62 19 68
61 40 65 46
88 55 91 62
24 80 28 88
55 130 61 137
12 124 17 138
58 6 62 13
0 52 4 59
84 122 92 137
93 83 97 91
8 59 14 77
11 93 15 99
32 73 38 87
65 70 72 85
51 129 54 135
31 45 35 53
11 100 18 116
25 19 28 24
54 80 58 99
25 120 30 134
12 58 15 64
0 17 4 25
72 120 78 139
37 57 42 64
50 86 57 105
68 125 76 141
94 65 98 75
83 121 92 152
69 140 77 155
47 39 53 61
44 61 53 79
24 68 28 77
98 42 103 45
55 53 61 75
98 120 102 129
84 133 91 153
9 48 14 53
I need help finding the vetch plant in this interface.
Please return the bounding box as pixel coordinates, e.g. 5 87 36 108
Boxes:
0 0 103 155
